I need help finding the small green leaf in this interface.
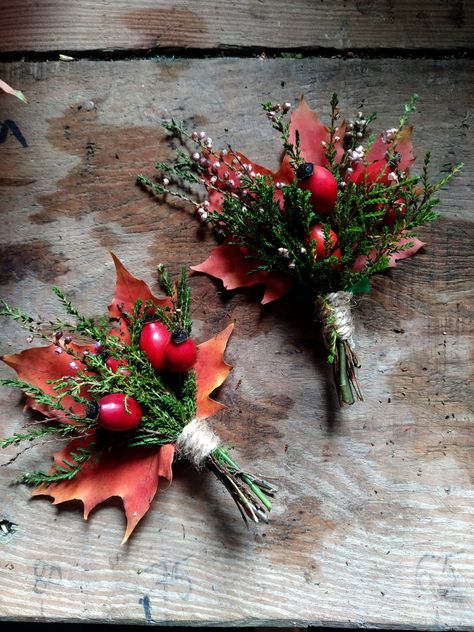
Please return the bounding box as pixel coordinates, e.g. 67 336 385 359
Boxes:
349 277 371 295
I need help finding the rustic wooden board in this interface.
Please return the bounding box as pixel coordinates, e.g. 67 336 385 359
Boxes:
0 58 472 628
0 0 473 53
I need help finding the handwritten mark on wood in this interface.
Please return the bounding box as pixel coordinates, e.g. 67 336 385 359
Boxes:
416 552 466 602
139 594 154 624
153 559 193 601
33 560 62 594
0 120 28 147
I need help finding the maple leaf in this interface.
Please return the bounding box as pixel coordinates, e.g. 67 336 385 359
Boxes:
2 342 93 422
352 235 425 273
348 126 416 184
276 95 345 183
204 151 274 214
2 255 234 542
195 321 234 419
191 243 294 305
32 436 175 544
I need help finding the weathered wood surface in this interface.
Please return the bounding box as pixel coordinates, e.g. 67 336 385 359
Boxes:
0 0 473 53
0 58 472 628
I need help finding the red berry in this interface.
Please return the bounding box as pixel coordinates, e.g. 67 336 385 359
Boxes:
305 223 342 263
164 329 198 373
356 162 392 187
378 198 406 227
296 163 338 215
97 393 142 432
105 356 130 376
139 321 171 371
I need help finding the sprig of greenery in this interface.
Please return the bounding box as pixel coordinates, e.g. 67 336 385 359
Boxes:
21 446 95 486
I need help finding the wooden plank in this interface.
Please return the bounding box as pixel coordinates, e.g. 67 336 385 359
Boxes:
0 58 472 628
0 0 473 53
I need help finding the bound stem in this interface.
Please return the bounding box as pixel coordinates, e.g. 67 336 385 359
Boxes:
207 446 276 524
334 337 363 406
337 338 354 405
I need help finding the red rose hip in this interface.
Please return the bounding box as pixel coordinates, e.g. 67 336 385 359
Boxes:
296 162 338 215
379 198 406 227
139 321 171 371
305 223 342 263
105 356 130 376
97 393 142 432
164 329 198 373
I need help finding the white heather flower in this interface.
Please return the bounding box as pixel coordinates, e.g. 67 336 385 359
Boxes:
283 102 291 112
162 177 170 186
210 176 217 185
192 152 200 161
278 247 289 257
205 137 213 148
54 347 63 354
339 181 347 189
212 161 220 173
242 206 247 212
26 336 33 343
69 361 78 370
300 247 307 254
199 131 206 139
288 261 296 270
387 171 398 182
191 131 198 141
382 127 398 143
203 200 210 207
348 145 365 163
221 148 228 157
197 208 208 221
346 167 354 175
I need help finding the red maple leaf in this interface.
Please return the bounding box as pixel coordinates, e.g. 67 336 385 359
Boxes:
2 254 234 542
193 97 419 303
192 243 294 305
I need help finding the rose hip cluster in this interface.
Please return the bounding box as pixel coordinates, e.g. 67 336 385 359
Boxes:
296 158 406 264
92 321 197 433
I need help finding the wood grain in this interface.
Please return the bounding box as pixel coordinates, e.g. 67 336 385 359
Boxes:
0 0 473 53
0 58 472 628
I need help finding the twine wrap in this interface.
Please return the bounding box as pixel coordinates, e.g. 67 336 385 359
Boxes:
319 291 355 348
176 418 221 469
